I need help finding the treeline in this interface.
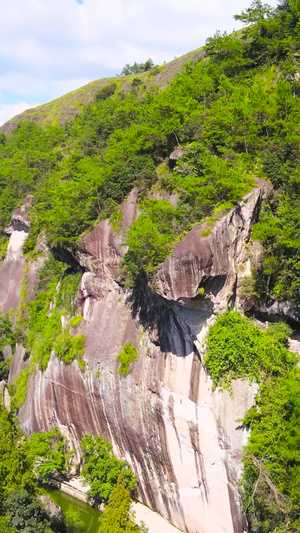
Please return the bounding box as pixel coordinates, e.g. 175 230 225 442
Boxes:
0 2 300 297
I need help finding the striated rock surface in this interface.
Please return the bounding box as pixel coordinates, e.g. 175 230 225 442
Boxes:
2 186 271 533
155 186 265 308
0 197 42 313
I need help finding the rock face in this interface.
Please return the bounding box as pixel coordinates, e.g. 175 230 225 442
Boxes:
3 186 270 533
155 187 264 309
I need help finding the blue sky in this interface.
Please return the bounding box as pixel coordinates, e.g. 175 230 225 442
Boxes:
0 0 278 125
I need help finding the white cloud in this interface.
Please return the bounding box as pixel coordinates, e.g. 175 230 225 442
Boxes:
0 0 279 124
0 73 92 98
0 101 38 126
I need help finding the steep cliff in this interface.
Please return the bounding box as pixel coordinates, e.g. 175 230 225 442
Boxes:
1 185 270 533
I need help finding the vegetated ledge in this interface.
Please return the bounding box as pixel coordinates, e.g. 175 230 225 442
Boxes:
0 47 205 133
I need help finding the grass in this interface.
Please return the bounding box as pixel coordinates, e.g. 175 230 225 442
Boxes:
0 47 205 132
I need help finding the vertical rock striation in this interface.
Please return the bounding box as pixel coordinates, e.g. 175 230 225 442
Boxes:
3 185 269 532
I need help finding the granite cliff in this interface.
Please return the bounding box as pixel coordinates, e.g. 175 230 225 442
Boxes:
0 183 273 533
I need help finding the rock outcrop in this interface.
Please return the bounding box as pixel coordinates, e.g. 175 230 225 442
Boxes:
3 185 270 533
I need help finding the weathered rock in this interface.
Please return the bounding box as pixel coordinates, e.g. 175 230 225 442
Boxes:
254 299 300 324
169 147 186 169
0 196 43 313
5 195 33 235
155 186 265 310
39 494 63 522
3 186 270 533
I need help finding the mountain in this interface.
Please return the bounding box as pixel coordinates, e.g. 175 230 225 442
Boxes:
1 2 300 532
0 47 204 133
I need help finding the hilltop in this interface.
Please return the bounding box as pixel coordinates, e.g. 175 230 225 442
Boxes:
0 47 204 132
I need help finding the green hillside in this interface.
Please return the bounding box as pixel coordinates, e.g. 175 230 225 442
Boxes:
0 48 204 132
1 2 300 531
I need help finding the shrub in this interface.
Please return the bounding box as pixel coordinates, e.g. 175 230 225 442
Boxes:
117 344 138 376
95 83 117 102
28 426 71 482
69 315 83 327
204 311 294 389
53 331 85 366
9 369 30 410
81 434 137 503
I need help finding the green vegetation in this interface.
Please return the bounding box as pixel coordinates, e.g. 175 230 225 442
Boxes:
19 257 85 372
0 405 141 532
3 0 299 288
243 369 300 532
99 477 147 533
0 313 15 381
3 0 300 291
6 490 56 533
81 435 137 503
69 315 83 327
120 59 156 75
3 2 300 531
0 402 57 532
9 369 30 410
204 311 294 388
205 309 300 531
28 426 72 482
117 344 138 375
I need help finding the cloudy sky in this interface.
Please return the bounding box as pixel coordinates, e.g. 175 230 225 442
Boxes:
0 0 278 125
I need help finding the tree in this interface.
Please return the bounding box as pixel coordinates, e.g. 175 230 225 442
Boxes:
7 490 55 533
81 435 137 503
98 477 145 533
120 59 156 75
234 0 274 24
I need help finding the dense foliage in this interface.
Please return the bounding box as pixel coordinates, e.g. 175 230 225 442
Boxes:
204 311 294 388
0 403 59 532
98 477 147 533
243 369 300 532
28 426 72 482
205 309 300 531
81 435 137 503
5 2 300 290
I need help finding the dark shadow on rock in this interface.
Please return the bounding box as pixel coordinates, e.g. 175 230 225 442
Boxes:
128 286 212 358
51 245 84 271
200 274 227 297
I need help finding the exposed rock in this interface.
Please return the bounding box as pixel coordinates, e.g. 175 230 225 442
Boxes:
3 185 270 533
169 147 185 169
254 299 300 324
0 200 43 312
155 187 264 310
119 188 139 232
39 494 63 522
5 195 33 235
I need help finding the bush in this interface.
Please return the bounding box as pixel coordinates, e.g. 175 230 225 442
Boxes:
204 311 293 388
9 370 29 410
28 426 71 482
95 83 117 102
53 331 85 366
117 344 138 376
69 315 83 327
81 435 137 503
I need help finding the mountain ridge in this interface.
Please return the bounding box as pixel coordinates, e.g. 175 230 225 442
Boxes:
0 47 205 133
